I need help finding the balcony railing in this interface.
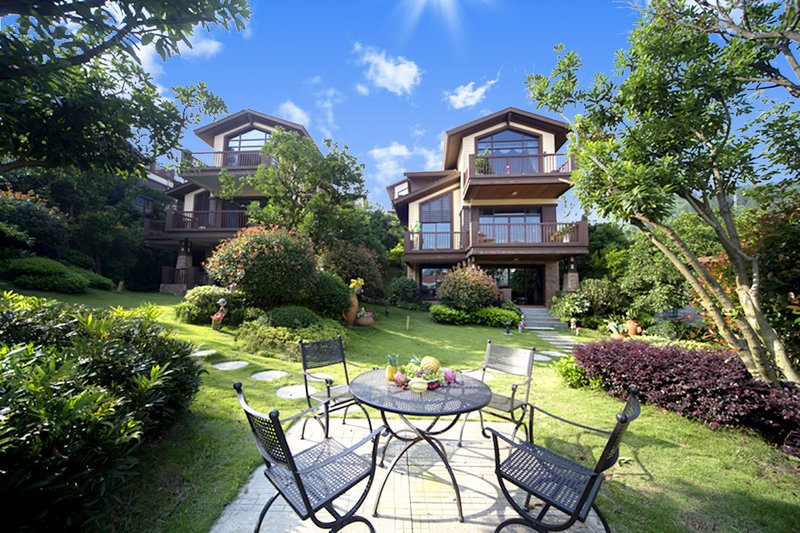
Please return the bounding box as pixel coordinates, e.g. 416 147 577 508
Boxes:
472 222 586 245
164 209 248 231
181 150 269 170
469 153 573 176
404 231 466 252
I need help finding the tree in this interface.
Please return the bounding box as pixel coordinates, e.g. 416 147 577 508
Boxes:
0 1 243 175
578 223 631 281
527 8 799 382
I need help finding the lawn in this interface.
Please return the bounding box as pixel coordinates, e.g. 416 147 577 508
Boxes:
10 287 799 532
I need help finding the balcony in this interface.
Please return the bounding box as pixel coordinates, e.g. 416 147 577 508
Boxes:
181 150 270 170
402 221 588 262
145 209 249 244
464 153 574 200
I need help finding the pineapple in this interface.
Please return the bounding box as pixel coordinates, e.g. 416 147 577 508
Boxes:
420 356 440 374
386 354 399 381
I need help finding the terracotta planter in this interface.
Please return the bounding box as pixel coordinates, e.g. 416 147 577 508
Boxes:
343 294 359 326
625 320 642 337
610 332 625 340
355 316 374 327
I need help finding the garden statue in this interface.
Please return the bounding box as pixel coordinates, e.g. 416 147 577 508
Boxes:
211 298 227 330
504 318 512 335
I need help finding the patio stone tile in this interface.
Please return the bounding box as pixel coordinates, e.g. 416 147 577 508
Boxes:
212 361 248 371
275 384 315 400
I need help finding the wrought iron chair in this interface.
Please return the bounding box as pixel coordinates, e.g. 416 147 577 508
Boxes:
233 382 384 533
300 336 373 439
484 387 641 533
458 340 535 446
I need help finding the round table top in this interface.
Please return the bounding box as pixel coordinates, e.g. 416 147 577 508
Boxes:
350 369 491 417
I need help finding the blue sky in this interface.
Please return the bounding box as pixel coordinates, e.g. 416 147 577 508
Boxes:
141 0 641 210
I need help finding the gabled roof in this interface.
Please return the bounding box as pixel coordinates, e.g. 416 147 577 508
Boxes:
194 109 312 147
442 107 569 169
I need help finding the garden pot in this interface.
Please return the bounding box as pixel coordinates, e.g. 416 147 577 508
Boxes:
355 316 374 327
343 294 359 326
625 319 642 337
610 332 625 340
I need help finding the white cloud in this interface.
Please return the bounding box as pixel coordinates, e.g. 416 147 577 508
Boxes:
354 42 422 96
444 74 500 109
316 87 346 138
411 123 426 137
355 83 370 96
179 29 223 59
276 101 311 128
136 43 164 78
368 142 440 185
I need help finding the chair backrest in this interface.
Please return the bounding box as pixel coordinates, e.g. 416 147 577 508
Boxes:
233 382 295 470
482 340 535 403
300 336 348 377
594 388 640 474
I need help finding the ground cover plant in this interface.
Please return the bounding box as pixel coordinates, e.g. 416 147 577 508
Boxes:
5 287 799 532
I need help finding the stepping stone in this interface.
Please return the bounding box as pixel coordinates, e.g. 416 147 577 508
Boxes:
540 350 567 358
462 370 493 381
526 326 555 331
533 354 552 362
212 361 248 371
276 384 315 400
192 349 217 357
252 370 288 381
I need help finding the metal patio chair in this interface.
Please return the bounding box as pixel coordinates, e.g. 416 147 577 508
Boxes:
233 382 384 533
300 336 373 439
458 340 535 446
484 387 641 533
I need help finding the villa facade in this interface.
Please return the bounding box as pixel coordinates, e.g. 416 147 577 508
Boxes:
145 109 313 294
387 108 588 307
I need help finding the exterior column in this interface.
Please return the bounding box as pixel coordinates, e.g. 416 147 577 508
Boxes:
544 261 560 307
562 257 580 292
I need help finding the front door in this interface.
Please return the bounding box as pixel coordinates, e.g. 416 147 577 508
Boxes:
484 266 544 306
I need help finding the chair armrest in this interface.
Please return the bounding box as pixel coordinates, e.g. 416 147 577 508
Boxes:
482 425 517 446
483 425 595 477
529 404 611 436
281 398 333 424
304 371 334 386
295 425 386 475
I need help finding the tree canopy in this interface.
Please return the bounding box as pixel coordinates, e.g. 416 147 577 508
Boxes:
527 1 799 383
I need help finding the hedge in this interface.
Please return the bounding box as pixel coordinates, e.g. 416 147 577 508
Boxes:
430 304 519 327
237 316 348 361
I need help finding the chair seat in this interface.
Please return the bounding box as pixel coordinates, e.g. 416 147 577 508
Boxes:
485 393 526 414
309 384 353 406
499 441 603 521
265 438 372 519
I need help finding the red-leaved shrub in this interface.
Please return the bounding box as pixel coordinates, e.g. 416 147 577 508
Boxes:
573 340 800 447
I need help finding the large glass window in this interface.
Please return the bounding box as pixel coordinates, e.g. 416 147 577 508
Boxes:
476 129 540 174
226 129 270 151
420 267 450 300
478 207 541 243
420 194 452 249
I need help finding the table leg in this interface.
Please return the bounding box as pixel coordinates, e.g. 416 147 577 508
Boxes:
372 436 423 517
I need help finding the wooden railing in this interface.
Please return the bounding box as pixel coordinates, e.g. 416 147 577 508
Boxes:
143 218 166 237
468 153 573 176
165 210 248 231
404 231 466 251
181 150 269 169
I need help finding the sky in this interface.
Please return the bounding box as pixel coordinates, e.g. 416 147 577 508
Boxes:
140 0 642 211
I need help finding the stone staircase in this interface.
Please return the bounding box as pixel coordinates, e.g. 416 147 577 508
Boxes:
519 306 565 330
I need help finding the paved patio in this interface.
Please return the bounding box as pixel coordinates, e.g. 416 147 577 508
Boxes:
211 416 604 533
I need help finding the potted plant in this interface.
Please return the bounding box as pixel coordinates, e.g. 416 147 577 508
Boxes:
343 278 364 326
355 308 374 327
475 149 493 175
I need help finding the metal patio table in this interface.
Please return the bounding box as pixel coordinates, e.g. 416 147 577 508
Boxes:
349 369 491 522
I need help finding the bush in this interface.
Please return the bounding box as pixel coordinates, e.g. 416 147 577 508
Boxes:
573 340 800 445
501 299 523 318
59 248 95 270
205 226 316 308
66 265 114 290
436 265 500 312
388 276 420 305
237 317 348 361
549 291 590 322
174 285 248 326
429 304 471 325
394 300 431 312
552 354 602 389
320 239 383 294
267 305 320 328
5 256 89 293
0 188 69 258
0 292 201 529
471 306 520 327
303 271 351 318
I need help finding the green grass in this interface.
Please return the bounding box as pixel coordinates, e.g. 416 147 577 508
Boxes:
8 286 799 532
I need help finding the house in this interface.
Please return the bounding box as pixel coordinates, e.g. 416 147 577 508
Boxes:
386 107 588 307
145 109 313 294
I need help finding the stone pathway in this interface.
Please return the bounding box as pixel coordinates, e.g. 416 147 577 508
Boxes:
212 361 248 371
251 370 288 381
211 418 604 533
533 329 585 357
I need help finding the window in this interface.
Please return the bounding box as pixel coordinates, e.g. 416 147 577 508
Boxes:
420 267 450 299
476 129 541 174
420 194 451 249
478 207 541 243
227 129 270 151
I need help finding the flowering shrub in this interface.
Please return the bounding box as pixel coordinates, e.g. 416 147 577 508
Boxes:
320 239 383 294
205 226 316 309
573 340 800 446
436 265 500 312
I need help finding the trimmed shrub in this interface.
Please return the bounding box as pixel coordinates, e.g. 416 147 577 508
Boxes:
430 304 471 325
0 292 201 529
573 340 800 445
501 299 523 318
549 291 590 322
552 354 602 389
388 276 420 305
320 239 383 294
5 256 89 293
303 271 351 318
267 305 320 329
471 307 520 327
237 317 348 361
205 226 316 309
59 248 95 270
175 285 248 326
436 265 500 312
66 265 114 290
